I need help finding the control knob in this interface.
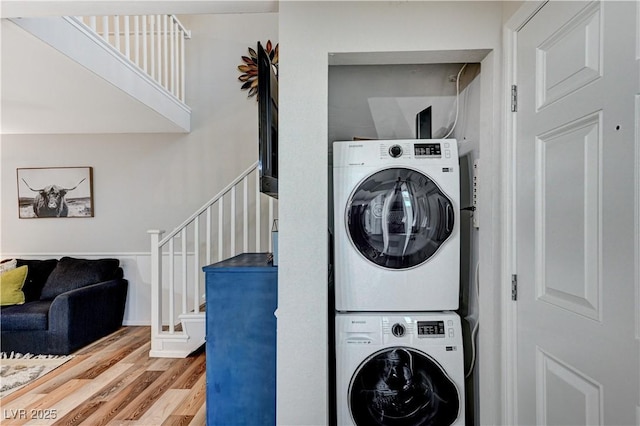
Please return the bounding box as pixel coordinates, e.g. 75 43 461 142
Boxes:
389 145 403 158
391 323 406 337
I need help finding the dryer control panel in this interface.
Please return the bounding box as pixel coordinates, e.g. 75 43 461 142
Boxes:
334 139 457 168
377 142 448 159
378 142 445 159
414 143 442 158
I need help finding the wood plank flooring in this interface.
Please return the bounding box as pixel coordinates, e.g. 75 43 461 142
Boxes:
0 327 206 425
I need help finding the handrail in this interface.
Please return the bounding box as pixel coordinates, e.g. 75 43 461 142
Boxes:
73 14 190 102
148 163 277 357
159 161 259 246
169 14 191 38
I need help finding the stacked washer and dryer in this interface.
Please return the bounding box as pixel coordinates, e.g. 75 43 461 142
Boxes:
333 139 465 426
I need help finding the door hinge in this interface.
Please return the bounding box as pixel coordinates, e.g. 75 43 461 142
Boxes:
511 274 518 301
511 85 518 112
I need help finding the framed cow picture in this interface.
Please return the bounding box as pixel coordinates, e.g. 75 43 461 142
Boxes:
17 167 94 218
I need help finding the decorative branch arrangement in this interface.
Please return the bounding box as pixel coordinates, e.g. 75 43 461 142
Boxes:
237 40 279 99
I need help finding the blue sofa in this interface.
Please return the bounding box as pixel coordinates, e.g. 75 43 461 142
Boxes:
0 257 128 355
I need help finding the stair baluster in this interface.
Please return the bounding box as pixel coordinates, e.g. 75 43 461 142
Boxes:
148 162 277 357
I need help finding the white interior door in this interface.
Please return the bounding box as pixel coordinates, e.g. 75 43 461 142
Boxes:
515 1 639 424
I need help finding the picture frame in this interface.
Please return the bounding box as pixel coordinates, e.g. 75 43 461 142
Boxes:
17 167 94 218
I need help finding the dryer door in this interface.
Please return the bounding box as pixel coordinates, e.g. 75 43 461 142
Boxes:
348 347 460 426
346 167 454 269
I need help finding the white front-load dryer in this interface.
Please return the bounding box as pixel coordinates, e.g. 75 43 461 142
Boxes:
333 139 460 311
335 311 465 426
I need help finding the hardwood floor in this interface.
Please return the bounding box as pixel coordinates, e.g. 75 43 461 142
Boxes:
0 327 206 425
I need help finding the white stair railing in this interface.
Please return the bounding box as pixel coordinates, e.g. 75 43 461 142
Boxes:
148 162 277 358
73 14 190 102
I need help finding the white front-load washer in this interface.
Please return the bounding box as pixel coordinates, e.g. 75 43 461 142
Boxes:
335 311 465 426
333 139 460 311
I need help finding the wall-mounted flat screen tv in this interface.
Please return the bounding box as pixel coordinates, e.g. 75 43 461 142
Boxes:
258 42 278 199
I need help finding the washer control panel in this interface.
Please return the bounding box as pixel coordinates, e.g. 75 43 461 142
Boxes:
416 319 457 338
342 314 461 345
417 320 445 337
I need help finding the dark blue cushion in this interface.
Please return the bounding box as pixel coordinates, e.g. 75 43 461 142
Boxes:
0 301 52 331
15 259 58 302
40 257 120 300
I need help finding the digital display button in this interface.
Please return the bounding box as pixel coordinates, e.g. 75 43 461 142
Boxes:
414 143 442 157
417 320 445 336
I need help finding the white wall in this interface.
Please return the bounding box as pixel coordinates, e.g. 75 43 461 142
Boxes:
278 1 504 424
0 12 279 324
454 74 482 424
328 63 475 143
502 0 526 24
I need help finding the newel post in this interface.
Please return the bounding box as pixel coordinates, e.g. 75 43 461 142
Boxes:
148 229 164 354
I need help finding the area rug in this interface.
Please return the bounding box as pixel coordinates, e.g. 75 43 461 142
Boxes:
0 352 74 398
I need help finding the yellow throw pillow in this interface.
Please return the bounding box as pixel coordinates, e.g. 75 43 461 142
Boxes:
0 265 28 306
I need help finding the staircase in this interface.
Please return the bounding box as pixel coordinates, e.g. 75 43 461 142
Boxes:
7 13 191 132
9 12 273 358
74 14 190 103
148 163 278 358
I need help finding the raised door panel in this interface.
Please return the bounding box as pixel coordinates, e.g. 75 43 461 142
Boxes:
536 348 602 425
535 113 601 321
536 2 602 110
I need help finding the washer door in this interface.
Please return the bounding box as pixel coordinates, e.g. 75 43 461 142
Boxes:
348 347 460 426
346 168 454 269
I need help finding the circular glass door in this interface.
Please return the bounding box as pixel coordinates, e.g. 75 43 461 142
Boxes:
346 168 454 269
349 347 460 426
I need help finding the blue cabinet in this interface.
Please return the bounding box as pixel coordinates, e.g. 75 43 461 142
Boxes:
203 253 277 426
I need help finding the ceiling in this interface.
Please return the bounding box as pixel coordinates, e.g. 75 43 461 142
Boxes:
0 1 278 135
0 1 278 18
